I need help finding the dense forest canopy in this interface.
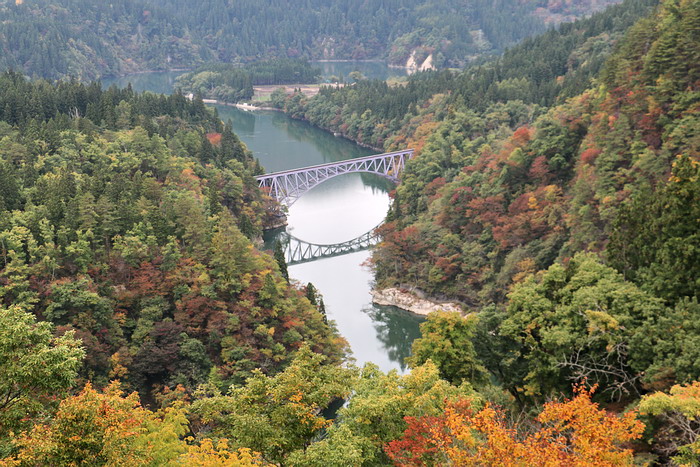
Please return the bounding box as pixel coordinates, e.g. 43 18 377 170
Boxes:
0 71 346 452
278 0 656 147
0 0 621 80
1 0 700 464
0 0 212 80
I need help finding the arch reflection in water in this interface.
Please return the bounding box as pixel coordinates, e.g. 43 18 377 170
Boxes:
280 224 381 265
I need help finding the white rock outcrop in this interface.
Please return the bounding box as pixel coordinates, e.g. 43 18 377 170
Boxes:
406 51 436 75
406 50 419 72
419 54 434 72
371 287 462 316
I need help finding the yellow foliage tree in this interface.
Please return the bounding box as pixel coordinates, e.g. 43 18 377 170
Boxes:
639 381 700 466
178 438 270 466
5 382 188 466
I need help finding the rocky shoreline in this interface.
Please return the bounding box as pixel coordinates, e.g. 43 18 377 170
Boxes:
232 102 278 111
263 214 288 231
371 287 462 316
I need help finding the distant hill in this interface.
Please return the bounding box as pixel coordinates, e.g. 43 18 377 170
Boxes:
0 0 621 80
0 0 213 80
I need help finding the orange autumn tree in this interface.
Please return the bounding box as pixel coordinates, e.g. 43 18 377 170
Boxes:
385 385 644 466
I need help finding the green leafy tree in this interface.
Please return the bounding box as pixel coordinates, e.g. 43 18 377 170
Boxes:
0 160 20 212
639 381 700 465
288 361 479 466
641 297 700 391
8 382 188 466
0 305 84 438
608 155 700 305
286 424 366 467
407 311 487 385
192 345 355 464
270 88 288 109
273 240 289 284
318 297 327 324
305 283 318 306
0 227 39 310
499 253 667 401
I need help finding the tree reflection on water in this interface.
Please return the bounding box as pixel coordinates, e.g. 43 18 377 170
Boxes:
363 305 425 372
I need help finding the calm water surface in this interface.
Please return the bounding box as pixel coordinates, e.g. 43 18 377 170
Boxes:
104 67 423 373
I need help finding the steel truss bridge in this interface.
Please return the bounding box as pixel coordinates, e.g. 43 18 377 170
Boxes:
256 149 414 207
280 224 382 265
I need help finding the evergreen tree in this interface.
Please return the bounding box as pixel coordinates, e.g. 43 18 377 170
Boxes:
318 297 327 324
274 240 289 284
305 282 318 306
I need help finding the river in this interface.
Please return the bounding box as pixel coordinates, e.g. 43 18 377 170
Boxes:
103 65 422 373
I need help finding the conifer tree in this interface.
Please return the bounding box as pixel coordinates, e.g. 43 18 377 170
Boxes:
274 240 289 283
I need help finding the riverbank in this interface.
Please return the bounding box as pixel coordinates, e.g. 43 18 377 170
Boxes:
233 102 278 111
330 132 383 152
263 214 288 231
371 287 463 316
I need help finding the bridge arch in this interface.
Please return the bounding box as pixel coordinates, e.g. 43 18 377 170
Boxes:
256 149 414 207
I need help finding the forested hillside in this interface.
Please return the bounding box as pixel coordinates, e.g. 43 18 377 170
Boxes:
159 0 590 66
0 72 347 453
280 0 655 149
275 0 661 304
0 0 213 80
376 0 699 307
0 0 619 80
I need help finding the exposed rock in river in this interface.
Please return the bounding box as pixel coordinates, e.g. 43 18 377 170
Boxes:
371 287 462 316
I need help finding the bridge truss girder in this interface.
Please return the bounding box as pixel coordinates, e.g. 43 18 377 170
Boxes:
256 149 414 207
